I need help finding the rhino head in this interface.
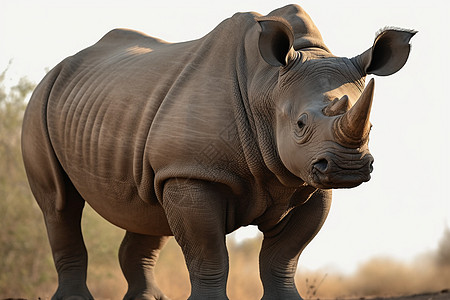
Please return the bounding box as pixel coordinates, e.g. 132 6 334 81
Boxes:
256 6 416 189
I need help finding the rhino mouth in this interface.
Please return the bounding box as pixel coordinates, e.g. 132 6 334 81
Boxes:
310 152 374 189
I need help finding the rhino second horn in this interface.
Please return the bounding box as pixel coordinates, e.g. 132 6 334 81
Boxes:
334 78 374 147
323 95 351 116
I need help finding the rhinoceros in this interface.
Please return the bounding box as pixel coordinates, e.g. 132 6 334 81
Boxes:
21 4 415 300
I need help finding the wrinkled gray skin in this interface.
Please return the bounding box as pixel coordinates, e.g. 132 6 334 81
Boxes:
22 4 415 300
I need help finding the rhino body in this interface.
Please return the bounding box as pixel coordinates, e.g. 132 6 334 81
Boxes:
22 4 415 300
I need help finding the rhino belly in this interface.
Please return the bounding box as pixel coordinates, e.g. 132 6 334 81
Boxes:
65 167 172 235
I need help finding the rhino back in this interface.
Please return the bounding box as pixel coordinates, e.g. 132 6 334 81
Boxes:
46 21 255 216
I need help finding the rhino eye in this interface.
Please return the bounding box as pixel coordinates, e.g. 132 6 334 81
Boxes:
297 114 308 130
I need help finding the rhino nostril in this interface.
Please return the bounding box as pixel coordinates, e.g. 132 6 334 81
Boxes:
314 158 329 173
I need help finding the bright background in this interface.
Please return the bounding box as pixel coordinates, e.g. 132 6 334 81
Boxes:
1 0 449 274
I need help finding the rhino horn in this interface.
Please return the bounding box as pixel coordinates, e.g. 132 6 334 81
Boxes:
334 78 374 147
323 95 351 116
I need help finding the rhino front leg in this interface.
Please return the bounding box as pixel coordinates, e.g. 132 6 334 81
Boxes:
162 179 229 300
259 189 331 300
119 232 171 300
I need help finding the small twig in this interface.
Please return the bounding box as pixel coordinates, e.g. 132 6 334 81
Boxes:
305 273 328 299
313 273 328 296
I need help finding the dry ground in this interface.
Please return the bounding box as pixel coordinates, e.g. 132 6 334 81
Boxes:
352 289 450 300
3 290 450 300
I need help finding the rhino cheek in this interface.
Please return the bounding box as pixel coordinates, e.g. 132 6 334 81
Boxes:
278 141 320 186
278 146 299 176
278 142 306 179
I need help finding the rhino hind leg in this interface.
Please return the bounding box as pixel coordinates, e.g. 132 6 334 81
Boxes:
22 84 93 299
119 232 171 300
25 160 93 300
25 159 92 300
46 192 93 300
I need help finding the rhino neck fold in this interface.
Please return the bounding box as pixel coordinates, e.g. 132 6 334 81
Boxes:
235 26 305 189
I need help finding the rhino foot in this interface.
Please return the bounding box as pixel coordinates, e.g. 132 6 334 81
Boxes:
51 290 93 300
123 290 171 300
62 297 93 300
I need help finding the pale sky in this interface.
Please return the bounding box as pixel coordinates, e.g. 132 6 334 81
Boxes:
1 0 449 274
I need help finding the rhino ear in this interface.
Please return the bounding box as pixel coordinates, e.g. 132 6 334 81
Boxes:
352 28 417 76
257 17 296 67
